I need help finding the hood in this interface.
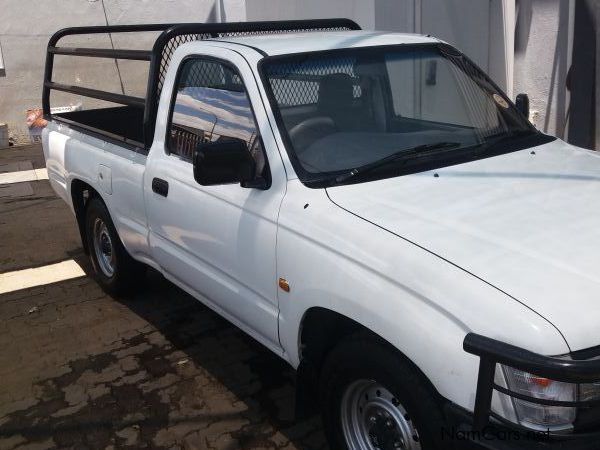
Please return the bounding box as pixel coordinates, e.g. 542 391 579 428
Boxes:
327 139 600 352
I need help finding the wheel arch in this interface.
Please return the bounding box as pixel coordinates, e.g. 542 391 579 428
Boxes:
70 178 104 254
295 306 445 417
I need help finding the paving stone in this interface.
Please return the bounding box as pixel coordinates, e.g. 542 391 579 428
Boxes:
116 426 140 446
0 145 328 449
119 355 139 372
0 434 26 449
0 182 34 198
182 431 210 450
0 161 34 177
13 438 54 450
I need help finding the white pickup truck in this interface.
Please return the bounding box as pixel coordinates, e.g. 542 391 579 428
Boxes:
42 19 600 450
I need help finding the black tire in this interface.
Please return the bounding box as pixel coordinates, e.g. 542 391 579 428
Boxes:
85 196 145 295
320 333 446 450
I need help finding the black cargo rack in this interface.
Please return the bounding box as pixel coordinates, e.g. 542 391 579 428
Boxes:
42 19 361 150
464 333 600 437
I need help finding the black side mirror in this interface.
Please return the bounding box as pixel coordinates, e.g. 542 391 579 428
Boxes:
515 93 530 119
193 139 256 187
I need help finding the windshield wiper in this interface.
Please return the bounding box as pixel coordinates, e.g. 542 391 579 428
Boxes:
483 129 535 146
334 141 461 184
468 129 535 157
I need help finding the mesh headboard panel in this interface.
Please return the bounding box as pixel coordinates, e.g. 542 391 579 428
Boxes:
156 23 359 100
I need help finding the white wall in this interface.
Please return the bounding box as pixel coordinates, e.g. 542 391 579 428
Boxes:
0 0 580 145
0 0 246 143
246 0 509 92
245 0 376 29
513 0 574 138
247 0 578 141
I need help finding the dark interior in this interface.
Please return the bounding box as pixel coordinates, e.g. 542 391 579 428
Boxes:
56 106 145 145
278 70 469 162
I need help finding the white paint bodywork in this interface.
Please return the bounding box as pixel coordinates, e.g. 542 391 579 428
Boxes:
42 32 597 417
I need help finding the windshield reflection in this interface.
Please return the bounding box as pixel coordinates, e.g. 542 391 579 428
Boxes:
262 44 536 184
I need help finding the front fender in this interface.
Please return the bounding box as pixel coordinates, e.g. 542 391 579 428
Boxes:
276 180 569 413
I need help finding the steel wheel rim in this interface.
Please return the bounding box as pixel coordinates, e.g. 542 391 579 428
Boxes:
92 218 115 278
340 380 421 450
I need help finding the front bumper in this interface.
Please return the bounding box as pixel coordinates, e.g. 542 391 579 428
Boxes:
443 333 600 449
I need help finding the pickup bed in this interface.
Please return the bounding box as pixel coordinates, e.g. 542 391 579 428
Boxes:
42 19 600 449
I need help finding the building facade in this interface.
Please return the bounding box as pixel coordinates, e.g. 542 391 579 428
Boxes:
0 0 597 148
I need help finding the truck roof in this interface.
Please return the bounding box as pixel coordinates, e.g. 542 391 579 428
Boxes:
211 30 439 56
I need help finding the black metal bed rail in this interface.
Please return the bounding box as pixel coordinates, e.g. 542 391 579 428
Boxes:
42 23 173 118
463 333 600 432
43 19 361 150
48 47 153 61
46 82 146 108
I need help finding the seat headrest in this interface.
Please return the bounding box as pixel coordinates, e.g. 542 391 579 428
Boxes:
318 73 355 112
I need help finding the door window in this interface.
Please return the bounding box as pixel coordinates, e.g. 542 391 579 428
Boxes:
167 58 266 175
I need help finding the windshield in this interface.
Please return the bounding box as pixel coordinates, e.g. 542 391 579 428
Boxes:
261 44 547 186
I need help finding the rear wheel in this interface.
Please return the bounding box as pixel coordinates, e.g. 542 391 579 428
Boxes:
85 197 145 295
320 333 445 450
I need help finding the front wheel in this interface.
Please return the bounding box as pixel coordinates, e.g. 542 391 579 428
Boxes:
85 197 145 295
320 333 445 450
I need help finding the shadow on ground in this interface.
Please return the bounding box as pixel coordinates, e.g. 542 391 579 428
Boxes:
0 261 327 450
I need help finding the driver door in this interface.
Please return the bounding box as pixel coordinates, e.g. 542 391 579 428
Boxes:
144 51 285 352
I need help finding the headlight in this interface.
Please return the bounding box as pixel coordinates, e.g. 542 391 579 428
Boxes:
464 333 600 434
500 365 577 431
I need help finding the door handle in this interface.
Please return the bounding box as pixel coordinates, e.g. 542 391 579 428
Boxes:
152 178 169 197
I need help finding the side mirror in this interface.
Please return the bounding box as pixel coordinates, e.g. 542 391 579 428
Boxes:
193 139 256 187
515 93 530 119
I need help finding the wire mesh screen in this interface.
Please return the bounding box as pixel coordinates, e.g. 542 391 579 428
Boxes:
157 33 213 100
179 59 243 91
156 24 358 101
265 56 362 106
214 25 353 39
